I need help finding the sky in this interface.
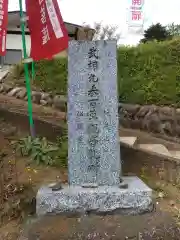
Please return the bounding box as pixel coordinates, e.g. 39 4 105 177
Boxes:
9 0 180 45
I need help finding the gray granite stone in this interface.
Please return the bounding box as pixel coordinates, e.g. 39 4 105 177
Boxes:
35 40 153 217
68 40 121 186
36 177 153 216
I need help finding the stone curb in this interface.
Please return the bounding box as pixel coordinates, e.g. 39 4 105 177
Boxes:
1 83 180 161
0 82 179 141
119 103 180 140
0 83 67 112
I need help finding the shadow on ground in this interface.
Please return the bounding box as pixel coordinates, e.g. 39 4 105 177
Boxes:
21 206 180 240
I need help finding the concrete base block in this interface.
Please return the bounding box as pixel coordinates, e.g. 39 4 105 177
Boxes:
36 177 153 216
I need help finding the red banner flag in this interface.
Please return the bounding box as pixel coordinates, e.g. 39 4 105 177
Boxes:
26 0 68 61
0 0 8 56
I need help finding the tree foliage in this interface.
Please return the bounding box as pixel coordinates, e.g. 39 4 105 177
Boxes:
92 22 121 41
166 23 180 37
140 23 170 43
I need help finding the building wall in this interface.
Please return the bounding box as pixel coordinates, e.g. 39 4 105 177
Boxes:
6 33 31 56
6 33 68 59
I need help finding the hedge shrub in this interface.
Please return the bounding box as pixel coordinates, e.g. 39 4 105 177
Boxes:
32 58 68 95
118 39 179 106
11 39 180 106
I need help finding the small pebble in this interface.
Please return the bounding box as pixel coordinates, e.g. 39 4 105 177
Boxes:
158 192 164 198
169 200 175 207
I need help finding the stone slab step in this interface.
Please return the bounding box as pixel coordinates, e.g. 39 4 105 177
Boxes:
169 151 180 159
138 144 171 156
120 127 180 151
119 136 137 147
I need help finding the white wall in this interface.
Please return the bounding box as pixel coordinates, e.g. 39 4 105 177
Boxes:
6 33 31 56
6 33 68 59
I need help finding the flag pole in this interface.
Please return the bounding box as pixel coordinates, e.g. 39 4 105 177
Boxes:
32 61 35 81
19 0 35 137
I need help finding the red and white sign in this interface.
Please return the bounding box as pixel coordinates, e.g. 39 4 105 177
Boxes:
26 0 68 61
127 0 145 33
131 0 143 19
0 0 8 56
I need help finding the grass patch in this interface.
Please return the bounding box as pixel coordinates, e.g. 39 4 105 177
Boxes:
13 133 68 168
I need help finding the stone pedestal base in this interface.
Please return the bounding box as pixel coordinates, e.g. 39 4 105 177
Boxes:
36 177 153 216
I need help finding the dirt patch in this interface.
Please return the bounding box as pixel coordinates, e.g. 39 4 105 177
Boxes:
0 119 68 240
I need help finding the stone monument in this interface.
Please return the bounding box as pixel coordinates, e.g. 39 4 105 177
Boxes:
36 40 153 216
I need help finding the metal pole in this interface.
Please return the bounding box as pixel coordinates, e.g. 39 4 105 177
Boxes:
19 0 35 137
32 61 35 80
